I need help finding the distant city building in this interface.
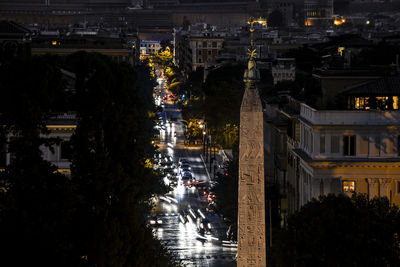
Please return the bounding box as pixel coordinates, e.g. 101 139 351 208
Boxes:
140 40 161 56
40 112 77 176
271 58 296 84
304 0 334 26
0 20 32 62
264 70 400 221
174 24 224 72
31 32 139 65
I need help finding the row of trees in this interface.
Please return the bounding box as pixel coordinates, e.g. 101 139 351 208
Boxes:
183 64 245 148
0 53 177 266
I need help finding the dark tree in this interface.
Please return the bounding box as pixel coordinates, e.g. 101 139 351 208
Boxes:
272 194 400 267
0 56 79 266
268 10 284 27
213 150 238 240
66 52 174 266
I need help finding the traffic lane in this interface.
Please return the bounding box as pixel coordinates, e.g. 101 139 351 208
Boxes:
152 193 237 266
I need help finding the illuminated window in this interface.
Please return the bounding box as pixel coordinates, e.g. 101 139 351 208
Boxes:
393 96 399 110
343 181 355 193
376 96 389 110
354 97 370 110
343 135 356 156
338 46 345 56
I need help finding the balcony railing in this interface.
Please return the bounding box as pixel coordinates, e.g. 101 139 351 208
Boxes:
300 103 400 126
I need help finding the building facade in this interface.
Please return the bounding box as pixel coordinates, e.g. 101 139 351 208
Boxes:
174 25 224 73
271 58 296 85
140 40 161 56
288 102 400 212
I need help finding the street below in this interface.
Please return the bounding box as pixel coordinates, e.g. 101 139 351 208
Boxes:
150 70 237 266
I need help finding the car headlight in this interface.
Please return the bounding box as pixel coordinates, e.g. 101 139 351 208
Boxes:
207 223 211 229
150 220 156 225
157 219 163 224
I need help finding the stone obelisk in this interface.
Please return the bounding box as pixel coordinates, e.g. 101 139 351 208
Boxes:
237 18 266 267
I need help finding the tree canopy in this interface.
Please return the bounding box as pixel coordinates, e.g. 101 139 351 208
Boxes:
0 52 178 266
272 194 400 267
184 64 245 148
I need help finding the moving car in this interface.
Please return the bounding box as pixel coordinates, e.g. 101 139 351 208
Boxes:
148 216 163 226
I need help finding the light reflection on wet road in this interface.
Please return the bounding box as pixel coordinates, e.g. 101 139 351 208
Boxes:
151 80 237 266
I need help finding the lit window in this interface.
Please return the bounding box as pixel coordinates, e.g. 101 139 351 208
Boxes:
354 97 370 110
343 135 356 156
376 96 389 110
343 181 355 193
393 96 399 110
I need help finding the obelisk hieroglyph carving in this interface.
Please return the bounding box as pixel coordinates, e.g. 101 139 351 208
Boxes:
237 17 266 267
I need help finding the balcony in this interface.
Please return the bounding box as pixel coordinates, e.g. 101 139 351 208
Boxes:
300 103 400 126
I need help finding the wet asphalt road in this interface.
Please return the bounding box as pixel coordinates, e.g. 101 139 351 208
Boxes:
150 79 237 266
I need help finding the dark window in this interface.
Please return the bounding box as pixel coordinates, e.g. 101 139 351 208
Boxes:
0 144 6 168
60 141 72 160
397 181 400 194
398 136 400 156
208 50 211 55
375 136 381 156
343 135 356 156
198 50 202 55
331 136 340 153
320 135 325 153
212 42 217 47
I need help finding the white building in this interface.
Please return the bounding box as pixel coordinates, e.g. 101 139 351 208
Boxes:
286 93 400 213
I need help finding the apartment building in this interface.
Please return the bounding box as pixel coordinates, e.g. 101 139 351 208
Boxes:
286 76 400 213
174 24 224 73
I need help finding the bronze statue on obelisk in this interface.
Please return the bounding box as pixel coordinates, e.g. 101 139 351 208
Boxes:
237 17 266 267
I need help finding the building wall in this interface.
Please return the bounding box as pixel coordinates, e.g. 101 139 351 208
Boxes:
288 103 400 210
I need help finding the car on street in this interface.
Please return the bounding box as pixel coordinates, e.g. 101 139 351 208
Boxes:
148 216 163 226
197 218 212 233
181 171 193 184
178 158 189 166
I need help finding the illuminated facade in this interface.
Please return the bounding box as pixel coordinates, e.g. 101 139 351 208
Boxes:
286 86 400 213
304 0 333 26
40 114 77 176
